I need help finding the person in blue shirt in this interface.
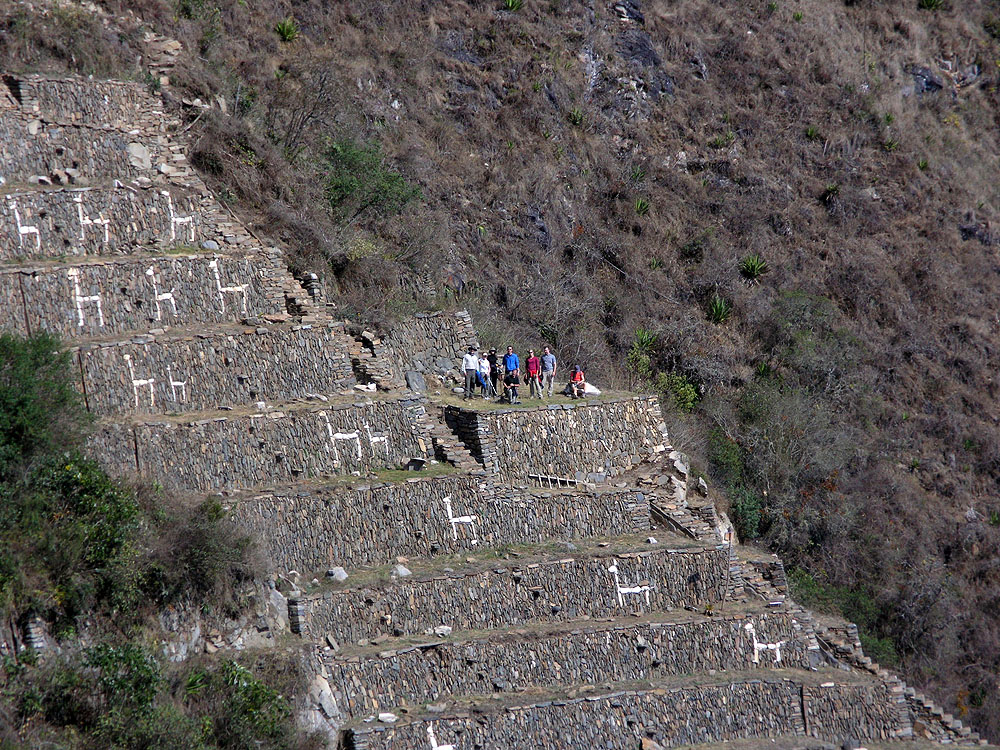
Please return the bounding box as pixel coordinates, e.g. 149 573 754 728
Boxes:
502 346 520 376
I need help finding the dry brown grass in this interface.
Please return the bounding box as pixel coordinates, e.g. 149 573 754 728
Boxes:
6 0 1000 738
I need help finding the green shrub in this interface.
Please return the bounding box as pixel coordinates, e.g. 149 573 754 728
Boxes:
503 0 524 10
788 568 899 665
708 428 744 487
274 16 299 42
738 253 769 282
706 292 732 324
804 125 820 141
324 139 422 222
918 158 929 171
630 165 646 184
883 138 899 152
0 332 87 480
792 10 803 21
567 106 584 126
729 486 763 539
654 372 699 412
918 0 943 9
634 197 650 216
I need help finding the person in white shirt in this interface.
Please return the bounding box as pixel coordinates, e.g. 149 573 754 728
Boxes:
478 352 491 396
461 347 479 399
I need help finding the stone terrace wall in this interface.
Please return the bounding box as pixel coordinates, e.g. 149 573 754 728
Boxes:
326 612 813 716
447 396 669 483
804 683 907 742
0 113 165 184
2 75 166 133
0 251 291 339
76 323 356 416
380 311 478 381
0 185 219 262
89 398 433 492
345 679 903 748
228 477 651 573
300 546 727 642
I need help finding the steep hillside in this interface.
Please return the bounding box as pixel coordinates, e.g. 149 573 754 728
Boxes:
3 0 999 740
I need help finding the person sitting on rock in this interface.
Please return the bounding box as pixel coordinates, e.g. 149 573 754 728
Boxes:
568 365 586 399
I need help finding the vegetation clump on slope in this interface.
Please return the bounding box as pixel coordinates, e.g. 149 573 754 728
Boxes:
2 0 1000 740
0 333 318 750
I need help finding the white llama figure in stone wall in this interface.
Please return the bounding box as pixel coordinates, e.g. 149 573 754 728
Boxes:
744 620 785 665
320 412 362 468
608 561 652 609
426 724 454 750
67 267 104 328
208 259 248 315
160 190 194 242
442 495 479 545
74 193 110 244
364 421 390 457
167 365 187 403
8 199 40 250
123 353 155 409
145 266 177 321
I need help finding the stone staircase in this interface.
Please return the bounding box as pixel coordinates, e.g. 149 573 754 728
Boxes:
0 68 992 750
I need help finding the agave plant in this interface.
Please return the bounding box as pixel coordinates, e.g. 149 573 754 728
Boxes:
707 293 732 324
275 16 299 42
634 197 650 216
739 253 769 282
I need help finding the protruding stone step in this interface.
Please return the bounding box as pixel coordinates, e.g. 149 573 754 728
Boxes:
89 396 434 492
75 322 356 416
297 542 728 643
227 475 652 573
323 610 815 717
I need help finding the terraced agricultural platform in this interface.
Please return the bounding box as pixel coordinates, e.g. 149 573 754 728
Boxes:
0 69 991 750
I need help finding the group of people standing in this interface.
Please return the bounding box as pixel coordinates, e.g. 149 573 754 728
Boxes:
462 345 588 402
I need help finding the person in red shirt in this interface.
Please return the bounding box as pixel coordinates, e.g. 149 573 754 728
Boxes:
525 349 542 399
569 365 586 399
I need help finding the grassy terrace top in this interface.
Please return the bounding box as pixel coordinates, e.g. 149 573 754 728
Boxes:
98 390 424 425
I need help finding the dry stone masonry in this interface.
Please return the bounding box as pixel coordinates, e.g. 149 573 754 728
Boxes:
297 545 728 642
344 679 905 750
446 395 669 482
75 322 355 416
324 611 814 716
0 66 989 750
0 251 296 339
0 184 218 262
227 476 651 573
91 398 433 492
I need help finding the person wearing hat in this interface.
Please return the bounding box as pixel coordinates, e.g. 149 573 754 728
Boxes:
462 346 479 399
487 348 500 394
